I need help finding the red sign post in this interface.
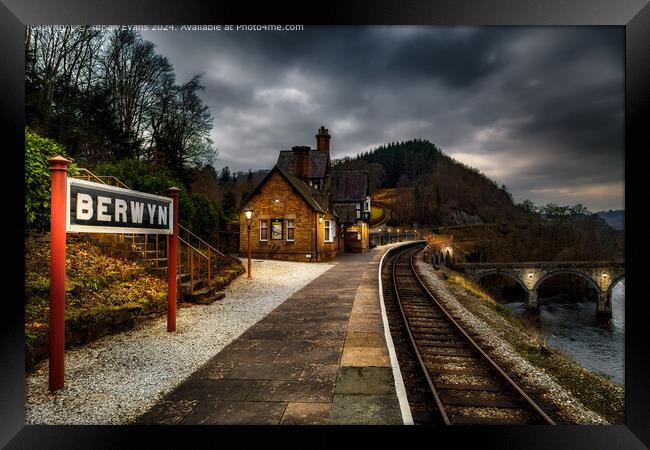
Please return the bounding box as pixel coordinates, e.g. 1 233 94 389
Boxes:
166 187 180 332
48 156 71 391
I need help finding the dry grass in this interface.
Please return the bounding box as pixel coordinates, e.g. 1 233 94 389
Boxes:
370 205 385 223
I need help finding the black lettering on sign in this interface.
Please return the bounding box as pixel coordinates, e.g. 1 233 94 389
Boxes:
66 179 173 234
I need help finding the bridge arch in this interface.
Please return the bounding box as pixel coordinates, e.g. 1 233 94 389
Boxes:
607 274 625 297
533 269 601 295
475 270 528 295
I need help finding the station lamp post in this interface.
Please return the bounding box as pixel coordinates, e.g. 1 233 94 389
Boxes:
388 228 392 244
244 207 253 279
397 228 401 242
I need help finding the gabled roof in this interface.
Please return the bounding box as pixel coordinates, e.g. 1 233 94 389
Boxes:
330 171 369 202
277 149 330 179
242 164 329 214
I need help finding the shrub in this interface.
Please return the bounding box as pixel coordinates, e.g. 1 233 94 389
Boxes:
93 159 174 196
190 193 220 242
25 128 77 230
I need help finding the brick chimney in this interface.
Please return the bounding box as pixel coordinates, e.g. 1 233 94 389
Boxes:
316 126 330 153
292 146 310 179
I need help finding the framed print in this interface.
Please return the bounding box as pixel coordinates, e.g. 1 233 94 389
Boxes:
2 0 649 449
271 219 283 240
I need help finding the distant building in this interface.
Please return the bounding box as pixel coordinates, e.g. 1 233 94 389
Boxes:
239 126 371 261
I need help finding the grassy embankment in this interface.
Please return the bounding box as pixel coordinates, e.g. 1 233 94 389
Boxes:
444 270 624 424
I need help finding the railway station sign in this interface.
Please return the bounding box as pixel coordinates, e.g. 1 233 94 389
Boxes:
49 157 180 392
66 179 173 234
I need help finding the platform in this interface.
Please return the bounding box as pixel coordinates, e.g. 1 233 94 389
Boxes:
137 246 404 425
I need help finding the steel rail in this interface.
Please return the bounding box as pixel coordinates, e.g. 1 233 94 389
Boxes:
406 247 555 425
391 244 556 425
391 243 451 425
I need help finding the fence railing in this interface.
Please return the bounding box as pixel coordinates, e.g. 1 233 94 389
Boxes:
74 168 130 189
369 228 428 246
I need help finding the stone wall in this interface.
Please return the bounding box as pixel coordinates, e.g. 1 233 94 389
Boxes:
26 301 168 371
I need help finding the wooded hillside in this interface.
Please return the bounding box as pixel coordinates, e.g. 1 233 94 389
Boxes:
333 140 624 262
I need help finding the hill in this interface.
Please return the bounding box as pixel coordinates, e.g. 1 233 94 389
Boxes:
596 210 624 231
333 140 623 262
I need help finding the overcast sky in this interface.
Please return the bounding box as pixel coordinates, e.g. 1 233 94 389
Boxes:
142 26 624 212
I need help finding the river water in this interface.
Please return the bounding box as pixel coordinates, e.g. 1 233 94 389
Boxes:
502 280 625 385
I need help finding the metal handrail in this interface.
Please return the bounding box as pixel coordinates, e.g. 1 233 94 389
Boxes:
75 168 130 189
179 237 208 260
179 224 226 258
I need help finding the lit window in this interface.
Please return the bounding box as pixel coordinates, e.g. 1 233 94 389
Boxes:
364 196 371 212
356 202 361 219
324 219 336 242
287 219 295 241
260 220 268 241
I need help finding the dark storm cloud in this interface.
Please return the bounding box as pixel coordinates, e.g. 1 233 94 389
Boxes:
142 26 624 211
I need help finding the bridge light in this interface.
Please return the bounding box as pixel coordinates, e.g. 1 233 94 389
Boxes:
602 273 608 278
528 272 534 278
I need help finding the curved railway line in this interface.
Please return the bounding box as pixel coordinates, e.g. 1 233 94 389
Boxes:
383 243 557 425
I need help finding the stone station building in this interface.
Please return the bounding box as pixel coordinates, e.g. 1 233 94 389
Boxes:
239 127 371 261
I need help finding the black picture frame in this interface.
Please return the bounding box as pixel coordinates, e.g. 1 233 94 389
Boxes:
1 1 648 448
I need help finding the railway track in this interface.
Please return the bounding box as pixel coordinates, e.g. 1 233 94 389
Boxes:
384 243 556 425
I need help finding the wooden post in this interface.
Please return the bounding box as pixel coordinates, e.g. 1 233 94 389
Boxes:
48 156 71 391
167 187 180 332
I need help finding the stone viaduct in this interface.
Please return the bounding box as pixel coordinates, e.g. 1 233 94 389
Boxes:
422 234 625 317
453 261 625 317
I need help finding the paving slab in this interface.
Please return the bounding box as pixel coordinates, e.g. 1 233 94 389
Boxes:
280 402 331 425
330 394 403 425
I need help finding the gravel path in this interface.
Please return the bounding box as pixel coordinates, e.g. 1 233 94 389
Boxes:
414 256 607 425
25 259 334 424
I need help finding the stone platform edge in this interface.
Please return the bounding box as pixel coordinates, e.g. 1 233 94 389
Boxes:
330 243 414 425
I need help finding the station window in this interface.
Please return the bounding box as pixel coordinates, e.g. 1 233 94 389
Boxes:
260 219 268 241
324 219 336 242
356 202 361 219
286 219 295 241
